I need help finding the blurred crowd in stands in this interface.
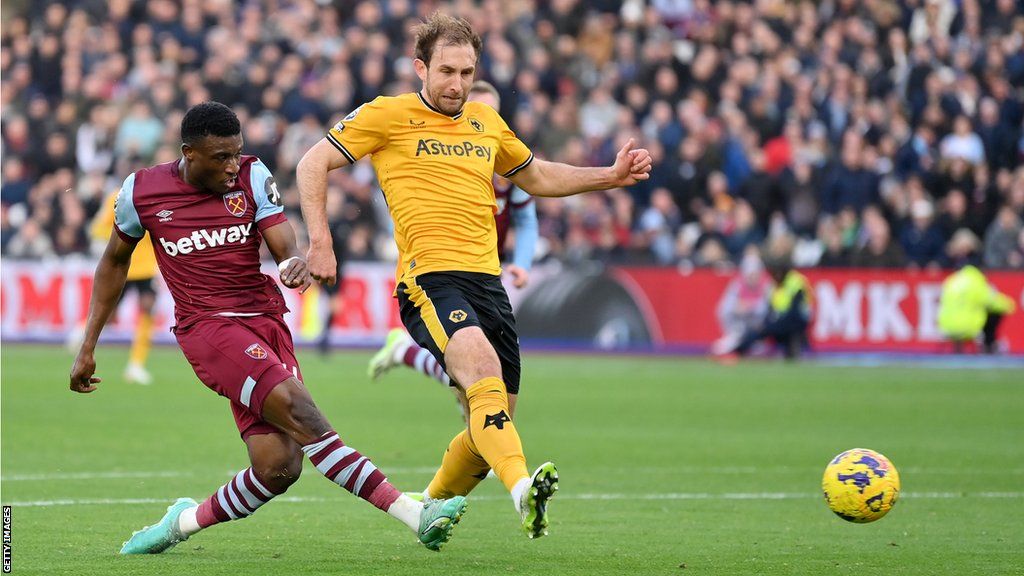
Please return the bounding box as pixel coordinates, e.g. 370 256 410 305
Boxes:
2 0 1023 270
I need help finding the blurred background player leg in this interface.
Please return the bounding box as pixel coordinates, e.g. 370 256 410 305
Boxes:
123 277 156 384
369 328 451 387
316 279 343 356
369 328 465 420
981 312 1007 353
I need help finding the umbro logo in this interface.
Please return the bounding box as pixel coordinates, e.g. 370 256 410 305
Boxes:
156 210 173 222
483 410 510 430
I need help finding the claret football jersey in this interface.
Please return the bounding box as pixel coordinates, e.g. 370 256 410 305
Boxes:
326 92 534 285
113 156 289 328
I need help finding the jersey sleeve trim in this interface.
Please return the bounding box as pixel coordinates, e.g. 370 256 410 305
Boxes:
255 212 288 232
114 226 142 244
326 132 357 164
502 152 534 178
113 172 145 239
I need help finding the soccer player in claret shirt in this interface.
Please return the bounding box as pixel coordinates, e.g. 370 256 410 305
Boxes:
69 102 467 554
368 80 539 418
297 13 652 539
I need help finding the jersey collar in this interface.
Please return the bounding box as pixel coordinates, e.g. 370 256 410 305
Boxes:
416 91 464 121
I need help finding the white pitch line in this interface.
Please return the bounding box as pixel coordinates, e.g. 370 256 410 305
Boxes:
0 467 442 482
5 492 1023 508
1 471 194 482
5 466 1023 483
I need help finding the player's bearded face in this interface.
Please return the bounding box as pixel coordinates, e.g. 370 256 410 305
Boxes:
182 134 244 194
419 43 477 116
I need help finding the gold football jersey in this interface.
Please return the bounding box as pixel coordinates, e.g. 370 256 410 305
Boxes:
327 92 533 285
96 189 158 280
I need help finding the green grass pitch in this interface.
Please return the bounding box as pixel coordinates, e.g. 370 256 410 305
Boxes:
2 344 1023 575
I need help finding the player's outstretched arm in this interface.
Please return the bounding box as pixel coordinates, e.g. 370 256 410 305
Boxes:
509 138 652 198
296 138 351 286
262 221 312 293
70 232 136 393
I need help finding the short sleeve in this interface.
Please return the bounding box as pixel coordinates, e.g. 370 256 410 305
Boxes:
492 111 534 178
509 185 532 207
113 173 144 242
249 158 287 230
326 96 391 163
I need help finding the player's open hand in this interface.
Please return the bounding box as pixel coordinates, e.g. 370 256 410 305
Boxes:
306 244 337 287
70 353 100 393
279 257 313 293
609 138 652 187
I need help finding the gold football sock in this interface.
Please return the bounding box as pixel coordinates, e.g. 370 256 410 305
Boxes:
465 377 528 492
425 429 490 499
128 312 154 366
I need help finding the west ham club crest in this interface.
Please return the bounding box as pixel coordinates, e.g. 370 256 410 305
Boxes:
245 343 268 360
223 191 247 217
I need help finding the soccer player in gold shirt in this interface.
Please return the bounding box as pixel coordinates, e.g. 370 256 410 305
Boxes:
297 13 652 539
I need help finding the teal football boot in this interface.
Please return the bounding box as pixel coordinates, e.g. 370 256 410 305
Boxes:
418 495 467 551
119 497 197 554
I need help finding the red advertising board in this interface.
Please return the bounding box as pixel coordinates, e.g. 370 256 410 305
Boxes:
613 267 1024 353
2 260 1022 353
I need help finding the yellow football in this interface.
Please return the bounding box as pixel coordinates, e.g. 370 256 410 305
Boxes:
822 448 900 523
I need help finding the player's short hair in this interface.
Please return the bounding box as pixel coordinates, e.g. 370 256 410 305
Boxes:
414 12 482 66
180 101 241 146
469 80 500 107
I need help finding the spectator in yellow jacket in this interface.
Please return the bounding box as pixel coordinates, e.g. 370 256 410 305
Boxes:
939 229 1016 353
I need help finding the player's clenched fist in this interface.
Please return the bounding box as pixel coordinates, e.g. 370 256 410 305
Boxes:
278 256 312 293
305 244 337 286
70 353 101 393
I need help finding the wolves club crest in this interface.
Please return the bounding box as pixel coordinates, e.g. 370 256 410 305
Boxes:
483 410 511 430
224 191 247 217
245 343 268 360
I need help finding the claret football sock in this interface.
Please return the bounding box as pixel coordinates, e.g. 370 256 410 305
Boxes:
404 345 451 386
302 430 467 541
186 467 281 534
301 430 400 512
464 377 529 492
426 429 490 499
